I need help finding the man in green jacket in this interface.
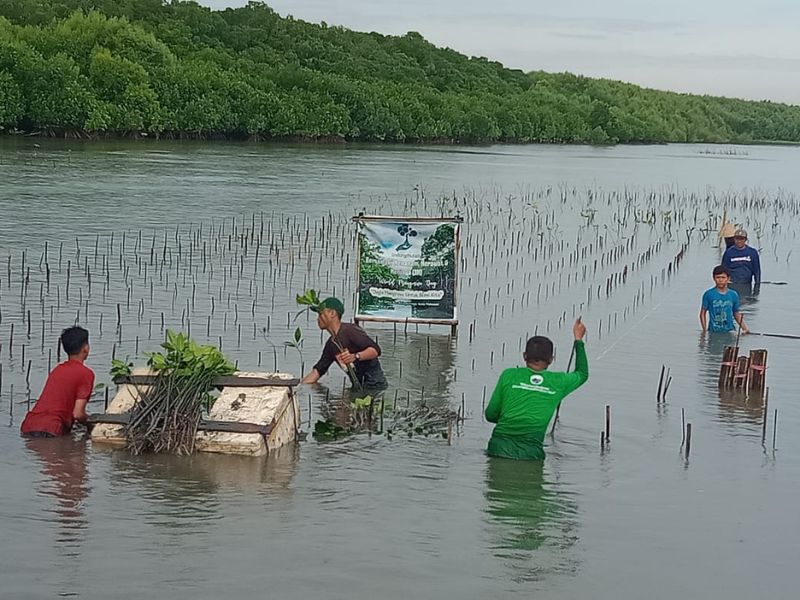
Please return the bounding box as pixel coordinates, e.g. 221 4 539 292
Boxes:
485 318 588 460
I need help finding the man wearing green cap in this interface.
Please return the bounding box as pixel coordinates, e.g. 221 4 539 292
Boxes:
301 297 387 390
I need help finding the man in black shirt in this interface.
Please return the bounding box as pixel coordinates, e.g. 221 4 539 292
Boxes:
301 297 388 390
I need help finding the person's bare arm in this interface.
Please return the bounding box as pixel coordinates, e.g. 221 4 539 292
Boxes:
700 308 708 332
573 317 586 341
301 368 322 384
734 311 749 334
337 347 379 366
73 398 89 425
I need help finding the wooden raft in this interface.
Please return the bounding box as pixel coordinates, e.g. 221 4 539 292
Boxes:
90 369 300 457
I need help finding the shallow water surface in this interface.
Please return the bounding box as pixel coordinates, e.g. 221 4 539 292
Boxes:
0 140 798 599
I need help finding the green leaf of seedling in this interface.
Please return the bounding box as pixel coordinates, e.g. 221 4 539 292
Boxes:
296 293 314 306
295 289 323 311
352 395 372 408
313 419 351 440
110 358 133 379
294 327 302 343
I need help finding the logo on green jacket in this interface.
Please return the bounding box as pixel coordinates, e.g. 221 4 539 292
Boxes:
513 371 556 395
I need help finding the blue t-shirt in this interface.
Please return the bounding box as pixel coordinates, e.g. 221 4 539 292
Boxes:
701 287 740 332
722 245 761 285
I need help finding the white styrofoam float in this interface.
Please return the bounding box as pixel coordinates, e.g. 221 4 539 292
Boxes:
91 369 300 457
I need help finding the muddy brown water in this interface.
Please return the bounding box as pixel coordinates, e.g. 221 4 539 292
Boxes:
1 139 798 599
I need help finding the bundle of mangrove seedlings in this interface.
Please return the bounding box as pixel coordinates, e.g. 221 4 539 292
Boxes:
314 395 459 441
115 330 235 455
384 403 460 441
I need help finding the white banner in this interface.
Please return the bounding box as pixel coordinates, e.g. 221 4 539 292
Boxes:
356 218 459 322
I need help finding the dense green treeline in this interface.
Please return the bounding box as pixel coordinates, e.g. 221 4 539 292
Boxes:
1 0 800 143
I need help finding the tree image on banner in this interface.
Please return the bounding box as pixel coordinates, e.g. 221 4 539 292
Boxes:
396 224 418 251
408 224 456 313
359 235 403 313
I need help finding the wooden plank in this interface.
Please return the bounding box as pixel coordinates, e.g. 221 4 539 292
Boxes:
211 376 299 388
88 413 274 435
748 349 768 391
199 420 274 435
718 346 739 388
89 413 130 426
113 375 300 387
354 316 457 325
352 214 463 223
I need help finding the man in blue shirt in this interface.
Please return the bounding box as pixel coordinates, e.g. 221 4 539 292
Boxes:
700 266 750 333
722 228 761 290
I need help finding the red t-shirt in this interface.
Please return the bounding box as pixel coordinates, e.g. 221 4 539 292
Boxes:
20 361 95 436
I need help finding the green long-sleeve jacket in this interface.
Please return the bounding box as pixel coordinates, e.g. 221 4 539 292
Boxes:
485 340 589 460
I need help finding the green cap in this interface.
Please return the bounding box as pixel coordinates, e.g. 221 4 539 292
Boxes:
313 297 345 316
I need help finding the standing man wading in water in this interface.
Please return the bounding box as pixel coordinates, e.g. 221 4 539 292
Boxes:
301 297 388 390
721 228 761 292
485 318 589 460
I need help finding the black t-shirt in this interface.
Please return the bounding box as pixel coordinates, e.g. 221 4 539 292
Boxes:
313 323 387 389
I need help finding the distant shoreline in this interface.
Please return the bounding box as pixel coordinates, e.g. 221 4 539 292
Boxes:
7 129 793 148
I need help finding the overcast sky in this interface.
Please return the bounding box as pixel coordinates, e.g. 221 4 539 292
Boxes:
202 0 800 105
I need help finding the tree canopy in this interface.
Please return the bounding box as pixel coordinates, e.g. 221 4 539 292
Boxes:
1 0 799 144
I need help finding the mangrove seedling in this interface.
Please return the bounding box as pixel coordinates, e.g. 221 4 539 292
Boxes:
110 358 133 380
313 419 351 441
260 327 280 372
284 326 305 372
123 330 236 455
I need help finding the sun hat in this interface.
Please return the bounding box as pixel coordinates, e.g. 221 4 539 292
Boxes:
719 222 735 238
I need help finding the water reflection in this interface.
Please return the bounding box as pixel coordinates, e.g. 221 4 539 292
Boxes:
484 458 579 582
108 444 298 496
26 435 90 544
25 435 90 594
377 330 456 402
698 330 738 359
697 330 736 388
103 444 299 531
730 282 760 311
716 388 765 425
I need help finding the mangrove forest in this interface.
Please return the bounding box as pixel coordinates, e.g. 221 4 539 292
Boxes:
1 0 800 144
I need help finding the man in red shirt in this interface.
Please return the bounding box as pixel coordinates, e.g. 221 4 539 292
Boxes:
21 326 95 438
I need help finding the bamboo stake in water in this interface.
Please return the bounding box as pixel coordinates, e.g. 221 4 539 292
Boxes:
681 407 686 446
685 423 692 458
550 343 576 433
657 365 665 402
772 408 778 451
